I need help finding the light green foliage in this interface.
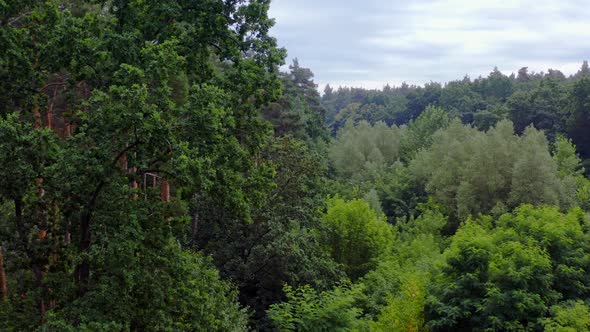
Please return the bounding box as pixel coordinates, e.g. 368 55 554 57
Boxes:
360 207 445 322
321 62 590 173
322 198 395 280
329 120 402 183
267 284 363 332
363 188 384 217
543 301 590 332
411 119 571 222
411 119 485 218
400 105 450 161
427 205 590 331
509 126 561 207
368 272 427 332
554 135 585 178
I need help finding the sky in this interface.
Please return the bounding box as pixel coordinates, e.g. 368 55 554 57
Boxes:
268 0 590 90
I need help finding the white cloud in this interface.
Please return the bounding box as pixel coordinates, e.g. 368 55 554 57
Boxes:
269 0 590 88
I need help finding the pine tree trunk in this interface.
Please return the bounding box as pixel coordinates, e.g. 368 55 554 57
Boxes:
161 178 170 202
0 246 7 300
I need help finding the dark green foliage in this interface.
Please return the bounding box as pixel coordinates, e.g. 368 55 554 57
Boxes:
0 0 285 330
4 2 590 330
567 77 590 173
262 59 328 142
506 78 567 139
193 136 341 328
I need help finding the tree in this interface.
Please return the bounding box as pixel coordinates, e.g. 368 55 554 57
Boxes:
267 283 363 332
411 120 572 224
400 105 450 162
508 126 561 207
193 136 341 328
427 206 590 331
0 0 285 329
517 67 530 82
567 77 590 173
543 301 590 332
553 135 590 210
507 78 567 138
262 59 328 141
321 198 394 280
329 120 401 184
573 60 590 79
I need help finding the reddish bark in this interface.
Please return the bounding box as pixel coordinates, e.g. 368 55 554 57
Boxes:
119 151 128 171
0 246 7 300
131 180 139 201
35 178 45 198
33 105 41 128
161 178 170 202
40 299 45 321
45 106 53 130
64 231 71 246
64 122 72 137
50 202 58 263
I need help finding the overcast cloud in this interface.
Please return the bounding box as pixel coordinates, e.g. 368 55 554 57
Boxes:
268 0 590 90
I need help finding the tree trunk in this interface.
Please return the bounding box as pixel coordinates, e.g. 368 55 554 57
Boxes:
33 104 41 128
76 212 91 294
0 246 7 300
161 178 170 202
45 106 53 130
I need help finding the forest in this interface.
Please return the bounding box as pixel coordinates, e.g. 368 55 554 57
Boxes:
1 1 590 331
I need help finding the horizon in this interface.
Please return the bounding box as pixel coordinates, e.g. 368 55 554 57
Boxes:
269 0 590 90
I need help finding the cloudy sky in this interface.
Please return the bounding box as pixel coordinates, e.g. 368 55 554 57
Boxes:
268 0 590 90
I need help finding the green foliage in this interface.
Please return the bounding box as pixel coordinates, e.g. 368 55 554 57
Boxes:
368 271 427 332
507 78 567 138
363 188 384 217
321 63 590 172
44 234 249 331
329 120 401 184
400 105 450 161
321 198 394 280
3 2 590 331
552 135 590 209
427 206 590 331
543 301 590 332
375 163 426 221
567 77 590 171
360 207 445 318
262 59 328 142
0 0 285 330
268 283 363 332
193 136 342 328
411 119 571 223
